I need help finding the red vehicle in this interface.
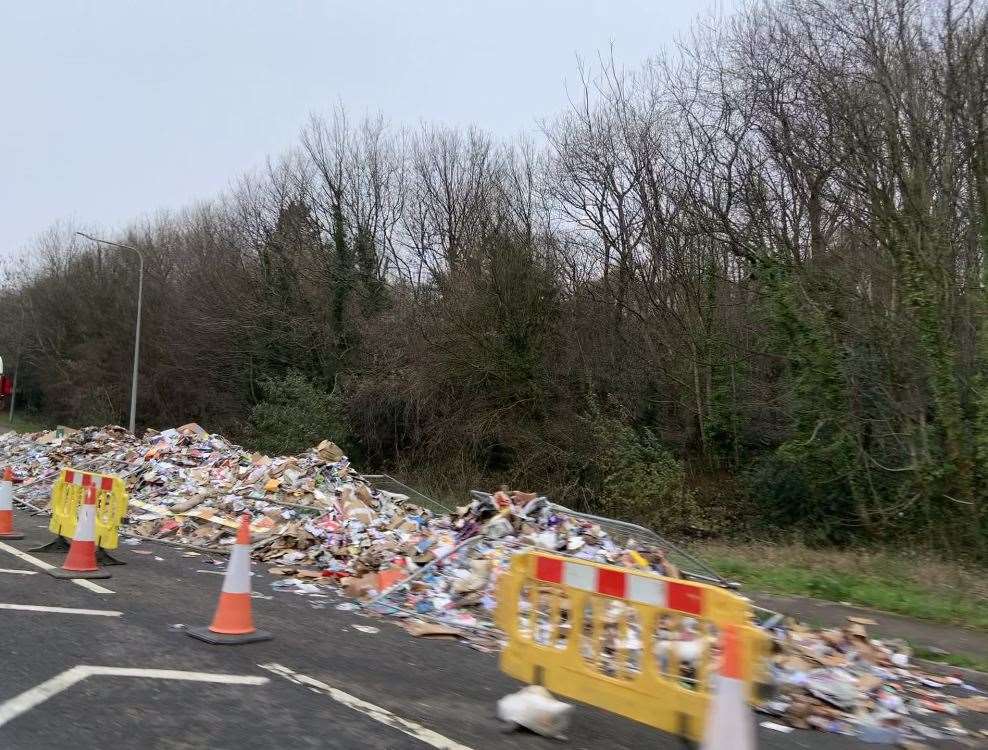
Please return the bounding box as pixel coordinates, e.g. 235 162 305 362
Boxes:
0 356 11 411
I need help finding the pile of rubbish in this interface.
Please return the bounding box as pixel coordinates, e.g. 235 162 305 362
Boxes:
761 617 988 744
0 424 682 633
2 423 986 744
1 423 428 550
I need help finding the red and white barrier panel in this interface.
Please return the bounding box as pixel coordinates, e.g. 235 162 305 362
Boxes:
63 470 114 492
533 555 704 616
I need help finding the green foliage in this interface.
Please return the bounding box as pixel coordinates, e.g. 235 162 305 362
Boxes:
703 350 745 468
7 413 52 434
354 228 388 315
253 199 324 381
699 261 745 468
249 370 349 456
581 405 700 534
972 219 988 543
911 648 988 674
754 262 870 542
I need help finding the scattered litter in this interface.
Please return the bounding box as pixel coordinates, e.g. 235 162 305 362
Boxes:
497 686 572 740
401 620 465 639
847 616 878 626
168 623 186 631
352 624 379 634
335 602 360 611
271 580 321 594
763 615 982 740
760 722 794 733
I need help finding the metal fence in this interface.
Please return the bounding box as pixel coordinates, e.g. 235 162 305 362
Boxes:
546 503 735 589
361 474 453 515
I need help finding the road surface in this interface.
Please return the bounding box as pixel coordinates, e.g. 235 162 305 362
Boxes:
0 508 972 749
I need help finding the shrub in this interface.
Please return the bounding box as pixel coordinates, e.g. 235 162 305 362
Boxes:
581 408 700 535
249 370 349 456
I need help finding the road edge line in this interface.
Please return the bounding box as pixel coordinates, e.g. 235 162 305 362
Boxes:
0 541 114 594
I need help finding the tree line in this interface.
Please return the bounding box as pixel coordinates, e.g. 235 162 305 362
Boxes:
2 0 986 556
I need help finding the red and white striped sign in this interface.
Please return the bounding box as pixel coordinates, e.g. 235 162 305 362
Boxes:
63 470 114 493
533 554 704 616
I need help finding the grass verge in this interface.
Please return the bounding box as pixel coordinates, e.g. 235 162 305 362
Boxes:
912 646 988 673
694 541 988 631
4 414 52 434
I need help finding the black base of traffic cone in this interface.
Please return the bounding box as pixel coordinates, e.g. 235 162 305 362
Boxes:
47 568 112 579
186 626 273 645
96 548 126 566
31 537 125 565
0 532 25 540
29 536 71 553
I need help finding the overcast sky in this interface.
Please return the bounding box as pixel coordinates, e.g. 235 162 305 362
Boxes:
1 0 721 256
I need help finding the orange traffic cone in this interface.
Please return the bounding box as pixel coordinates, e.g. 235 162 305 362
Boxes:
187 515 271 645
0 468 24 540
48 485 111 579
701 624 756 750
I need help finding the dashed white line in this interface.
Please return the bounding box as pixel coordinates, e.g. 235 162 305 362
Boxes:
0 568 37 575
0 666 269 728
0 603 121 617
0 541 114 594
259 662 475 750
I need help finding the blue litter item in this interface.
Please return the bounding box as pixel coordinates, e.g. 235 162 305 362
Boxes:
416 538 435 553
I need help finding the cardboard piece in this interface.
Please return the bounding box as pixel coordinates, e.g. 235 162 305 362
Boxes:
955 696 988 712
401 620 465 639
847 616 878 626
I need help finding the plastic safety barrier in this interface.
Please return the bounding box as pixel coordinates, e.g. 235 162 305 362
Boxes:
49 468 129 550
495 551 771 741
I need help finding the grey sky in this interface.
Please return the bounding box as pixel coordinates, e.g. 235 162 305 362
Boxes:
1 1 717 256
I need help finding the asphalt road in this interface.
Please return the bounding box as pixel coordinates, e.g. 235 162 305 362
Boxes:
0 510 973 750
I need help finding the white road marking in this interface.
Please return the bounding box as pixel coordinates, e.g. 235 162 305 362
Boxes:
0 603 121 617
0 541 114 594
0 568 37 575
0 666 269 728
259 662 475 750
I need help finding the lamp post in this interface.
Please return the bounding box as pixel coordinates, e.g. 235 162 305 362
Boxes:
76 232 144 435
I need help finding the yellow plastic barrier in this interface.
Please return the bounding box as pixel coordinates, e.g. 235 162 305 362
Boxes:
495 551 771 742
49 468 129 549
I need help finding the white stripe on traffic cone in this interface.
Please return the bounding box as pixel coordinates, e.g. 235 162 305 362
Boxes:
701 625 755 750
222 541 252 595
187 515 272 645
0 467 24 539
48 486 111 579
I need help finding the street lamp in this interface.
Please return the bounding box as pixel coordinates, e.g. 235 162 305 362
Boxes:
76 232 144 435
